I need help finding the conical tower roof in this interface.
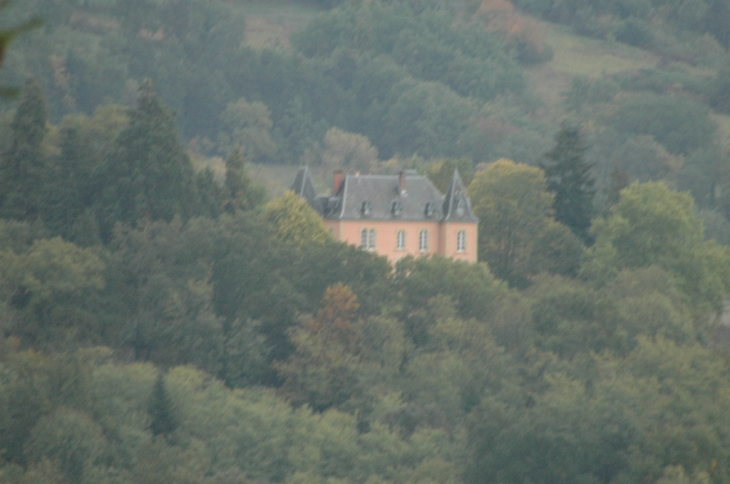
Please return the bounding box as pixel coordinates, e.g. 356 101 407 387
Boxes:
442 169 478 222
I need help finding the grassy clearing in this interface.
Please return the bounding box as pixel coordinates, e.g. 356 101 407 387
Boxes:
542 24 658 78
524 21 660 112
249 163 303 199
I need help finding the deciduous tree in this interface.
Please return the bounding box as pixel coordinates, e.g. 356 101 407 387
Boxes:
467 159 554 286
263 191 331 248
584 181 730 311
217 97 277 163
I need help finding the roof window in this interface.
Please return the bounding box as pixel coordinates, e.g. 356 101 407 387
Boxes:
361 200 372 216
425 202 435 218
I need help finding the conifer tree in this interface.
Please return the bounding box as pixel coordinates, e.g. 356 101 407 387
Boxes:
95 80 197 239
148 373 179 437
542 123 595 243
41 126 94 238
223 147 263 213
0 78 48 220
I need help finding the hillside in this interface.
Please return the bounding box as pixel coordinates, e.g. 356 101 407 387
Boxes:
4 2 730 484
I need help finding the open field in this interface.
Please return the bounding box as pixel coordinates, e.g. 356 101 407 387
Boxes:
524 21 660 112
248 163 302 198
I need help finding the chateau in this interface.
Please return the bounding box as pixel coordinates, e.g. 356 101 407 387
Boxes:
292 167 478 263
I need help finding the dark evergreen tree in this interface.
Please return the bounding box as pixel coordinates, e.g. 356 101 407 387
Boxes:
223 147 264 213
542 123 595 243
148 373 179 437
94 80 197 240
0 78 48 220
193 168 226 219
41 126 95 239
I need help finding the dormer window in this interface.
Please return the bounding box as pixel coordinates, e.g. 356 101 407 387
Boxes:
391 200 403 216
456 198 465 216
361 200 371 216
425 202 435 218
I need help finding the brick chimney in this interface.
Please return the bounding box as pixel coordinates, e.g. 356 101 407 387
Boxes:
398 169 406 194
333 170 344 194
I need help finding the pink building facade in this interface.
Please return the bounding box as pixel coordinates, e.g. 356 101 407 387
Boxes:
292 168 478 264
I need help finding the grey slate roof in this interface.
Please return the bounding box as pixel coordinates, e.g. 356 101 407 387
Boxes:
291 165 324 213
292 167 478 223
443 169 479 222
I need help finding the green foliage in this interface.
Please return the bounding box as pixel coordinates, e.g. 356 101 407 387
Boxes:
40 125 98 242
605 93 717 156
529 220 584 277
468 159 583 286
377 80 479 159
0 2 41 98
0 237 105 344
394 255 503 346
293 2 524 102
0 78 48 220
584 181 730 310
148 373 178 437
512 0 730 49
106 217 224 372
708 60 730 113
424 158 474 194
612 16 655 47
542 123 595 242
263 192 332 248
527 275 623 357
564 76 619 112
221 317 270 389
223 148 265 213
276 283 364 411
2 4 730 481
94 81 199 239
467 334 730 484
468 159 554 285
316 127 379 174
217 97 277 163
25 407 106 483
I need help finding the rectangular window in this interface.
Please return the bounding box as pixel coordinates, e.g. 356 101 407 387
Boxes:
457 230 466 252
361 228 376 250
396 230 405 250
419 229 428 252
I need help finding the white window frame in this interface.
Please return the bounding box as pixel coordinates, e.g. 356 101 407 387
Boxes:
396 230 406 250
361 229 368 249
457 230 466 252
419 229 428 252
368 229 376 250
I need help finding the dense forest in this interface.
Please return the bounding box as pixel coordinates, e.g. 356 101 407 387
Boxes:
3 0 730 483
